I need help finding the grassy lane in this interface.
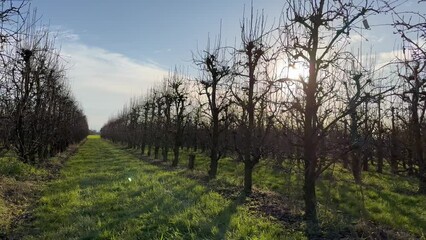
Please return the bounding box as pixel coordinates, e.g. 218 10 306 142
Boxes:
22 136 297 239
140 148 426 237
1 142 81 238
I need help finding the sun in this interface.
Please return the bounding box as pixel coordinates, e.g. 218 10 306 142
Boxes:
276 60 308 81
287 62 308 80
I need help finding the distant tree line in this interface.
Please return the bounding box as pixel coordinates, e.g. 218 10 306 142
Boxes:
0 1 88 164
100 0 425 227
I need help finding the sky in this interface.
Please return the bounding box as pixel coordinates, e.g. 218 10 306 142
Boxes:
30 0 424 130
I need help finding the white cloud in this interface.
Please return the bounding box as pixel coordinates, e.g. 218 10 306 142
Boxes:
58 29 80 42
154 48 172 53
375 49 407 70
378 50 401 63
60 43 168 130
348 31 385 44
44 25 81 42
349 34 363 43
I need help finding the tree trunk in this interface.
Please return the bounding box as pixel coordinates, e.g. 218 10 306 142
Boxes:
419 168 426 194
162 146 168 162
376 100 383 173
162 102 171 162
141 142 145 155
362 101 370 171
147 144 152 157
172 144 179 167
208 109 220 179
208 149 219 179
411 74 425 193
407 149 414 176
154 100 162 160
352 151 362 184
377 146 384 173
362 153 369 171
141 108 148 156
390 107 398 174
413 116 425 192
188 153 195 170
154 146 159 159
241 41 256 195
303 56 318 225
244 160 254 194
304 150 318 225
147 103 155 157
304 119 318 226
349 109 363 183
342 122 349 169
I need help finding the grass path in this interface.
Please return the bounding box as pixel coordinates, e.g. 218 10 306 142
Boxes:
22 136 296 239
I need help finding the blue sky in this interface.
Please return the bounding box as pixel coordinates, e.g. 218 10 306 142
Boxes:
30 0 423 130
32 0 283 67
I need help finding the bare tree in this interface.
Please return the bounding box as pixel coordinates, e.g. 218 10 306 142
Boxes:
0 0 28 156
140 97 150 155
230 7 278 194
0 6 89 163
280 0 393 225
161 79 173 162
194 34 231 179
393 7 426 193
169 69 189 167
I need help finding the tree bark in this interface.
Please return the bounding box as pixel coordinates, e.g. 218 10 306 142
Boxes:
303 50 319 225
377 100 384 173
188 153 195 170
244 160 254 194
208 106 220 179
390 107 398 174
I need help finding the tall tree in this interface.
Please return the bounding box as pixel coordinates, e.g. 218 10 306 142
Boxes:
194 35 231 179
170 69 188 167
231 7 277 194
393 8 426 193
281 0 392 225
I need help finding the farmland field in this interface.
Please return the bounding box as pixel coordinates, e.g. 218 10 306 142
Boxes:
2 0 426 239
1 136 424 239
19 136 296 239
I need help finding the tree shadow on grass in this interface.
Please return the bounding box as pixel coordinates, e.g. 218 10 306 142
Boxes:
36 178 206 239
25 144 213 238
315 179 423 239
376 190 426 236
214 191 247 239
88 182 204 239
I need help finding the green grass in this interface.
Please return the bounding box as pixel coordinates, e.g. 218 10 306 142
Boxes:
87 135 101 139
0 155 48 236
314 166 426 236
0 156 48 181
22 137 301 239
0 191 8 233
135 147 426 237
